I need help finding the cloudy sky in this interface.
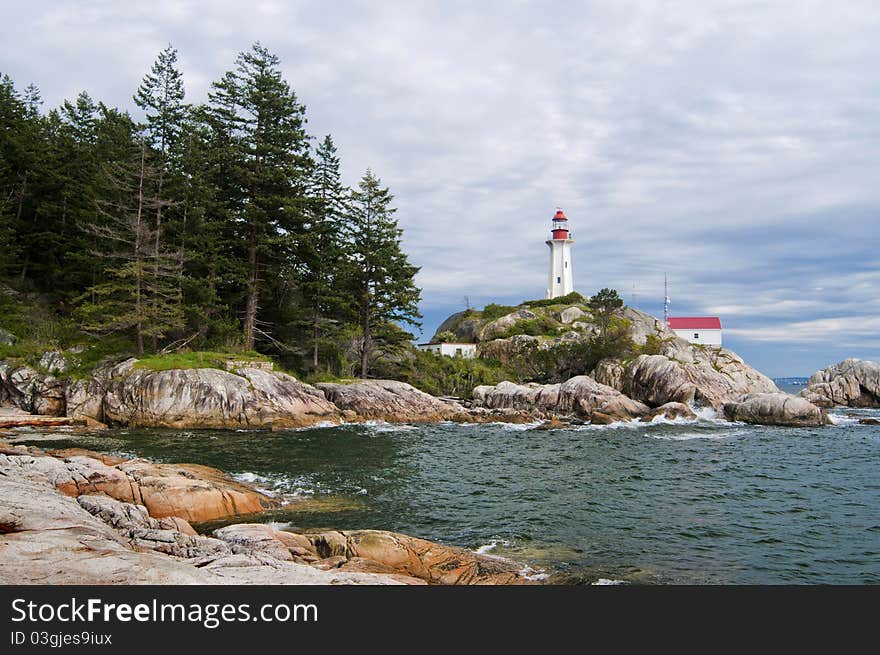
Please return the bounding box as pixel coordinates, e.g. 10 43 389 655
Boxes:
3 0 878 376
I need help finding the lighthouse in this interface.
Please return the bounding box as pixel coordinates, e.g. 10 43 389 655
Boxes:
546 208 575 299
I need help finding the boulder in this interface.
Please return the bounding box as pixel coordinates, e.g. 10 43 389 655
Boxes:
473 375 649 422
723 393 828 427
800 359 880 408
0 362 66 415
102 363 340 429
622 306 678 346
559 306 587 324
640 402 698 422
316 379 465 422
479 308 538 341
0 327 15 345
343 529 525 585
39 350 70 375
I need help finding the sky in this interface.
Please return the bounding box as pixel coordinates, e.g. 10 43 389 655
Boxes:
2 0 878 377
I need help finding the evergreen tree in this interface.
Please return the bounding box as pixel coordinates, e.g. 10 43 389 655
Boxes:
346 169 421 377
134 44 187 349
299 134 350 370
204 42 312 350
76 133 182 354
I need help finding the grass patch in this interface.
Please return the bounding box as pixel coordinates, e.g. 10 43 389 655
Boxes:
133 350 271 372
479 303 519 322
523 291 586 308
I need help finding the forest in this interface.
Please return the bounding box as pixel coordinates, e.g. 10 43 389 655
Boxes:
0 43 423 380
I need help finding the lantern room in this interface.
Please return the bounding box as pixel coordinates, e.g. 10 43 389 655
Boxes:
551 209 569 240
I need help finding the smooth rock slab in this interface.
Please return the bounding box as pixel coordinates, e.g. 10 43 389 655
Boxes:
723 393 828 427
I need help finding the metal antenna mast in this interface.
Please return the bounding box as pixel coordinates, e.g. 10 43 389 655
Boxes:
664 274 670 324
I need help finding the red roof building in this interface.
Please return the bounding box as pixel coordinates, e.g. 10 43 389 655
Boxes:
666 317 722 330
666 316 723 346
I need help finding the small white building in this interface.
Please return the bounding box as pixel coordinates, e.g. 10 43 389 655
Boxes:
417 342 478 359
667 317 723 347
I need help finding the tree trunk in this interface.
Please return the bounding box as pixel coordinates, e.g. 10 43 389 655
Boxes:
244 229 258 351
134 142 147 356
360 289 370 378
151 171 164 352
312 304 320 370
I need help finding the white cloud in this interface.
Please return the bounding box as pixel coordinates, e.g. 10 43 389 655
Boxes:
2 0 879 372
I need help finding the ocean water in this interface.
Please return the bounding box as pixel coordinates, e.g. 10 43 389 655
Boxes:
14 407 880 584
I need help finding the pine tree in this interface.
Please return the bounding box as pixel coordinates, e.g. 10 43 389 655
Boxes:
134 45 186 350
346 169 421 377
76 133 182 354
204 43 312 350
300 134 350 370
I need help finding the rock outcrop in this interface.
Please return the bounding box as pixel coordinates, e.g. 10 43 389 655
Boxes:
98 359 340 429
0 465 403 585
0 447 276 523
0 443 532 585
723 393 828 427
473 376 650 422
316 379 466 422
0 362 66 415
800 359 880 408
479 308 539 341
593 348 779 410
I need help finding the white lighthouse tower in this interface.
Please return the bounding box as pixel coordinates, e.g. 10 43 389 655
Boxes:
546 208 574 299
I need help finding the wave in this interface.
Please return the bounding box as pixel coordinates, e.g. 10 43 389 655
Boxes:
232 471 319 498
518 565 550 581
357 421 421 433
592 578 626 585
474 538 512 555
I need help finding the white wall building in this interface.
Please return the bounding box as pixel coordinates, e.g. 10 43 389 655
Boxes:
546 209 574 298
417 342 478 358
667 317 723 346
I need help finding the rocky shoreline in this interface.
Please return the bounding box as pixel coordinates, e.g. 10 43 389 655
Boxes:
0 442 532 585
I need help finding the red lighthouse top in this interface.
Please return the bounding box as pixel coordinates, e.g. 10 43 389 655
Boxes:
551 209 569 240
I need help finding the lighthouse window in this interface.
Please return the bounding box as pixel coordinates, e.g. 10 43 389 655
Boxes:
694 333 700 339
557 277 561 284
565 262 568 268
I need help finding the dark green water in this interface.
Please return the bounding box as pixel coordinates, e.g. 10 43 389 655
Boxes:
16 406 880 584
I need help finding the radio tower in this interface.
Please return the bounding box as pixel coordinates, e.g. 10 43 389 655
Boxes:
664 274 671 324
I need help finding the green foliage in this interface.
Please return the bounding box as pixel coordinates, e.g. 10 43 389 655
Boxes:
640 333 664 356
524 291 586 308
434 330 459 343
346 169 421 377
0 47 424 374
497 315 561 339
375 348 514 398
480 303 518 321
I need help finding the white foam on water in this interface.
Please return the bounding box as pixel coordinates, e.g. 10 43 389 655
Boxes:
499 421 544 431
828 413 860 426
592 578 626 585
648 429 745 441
233 471 271 484
232 471 320 498
361 421 420 433
474 538 512 554
518 565 550 581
